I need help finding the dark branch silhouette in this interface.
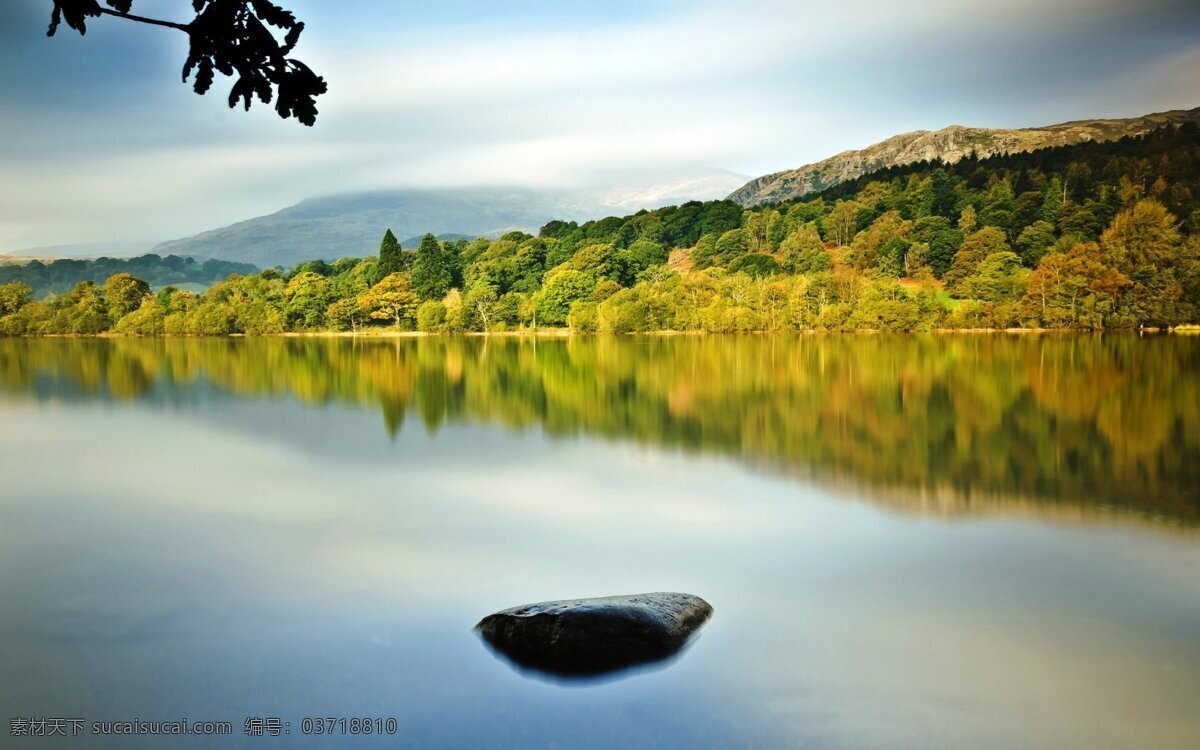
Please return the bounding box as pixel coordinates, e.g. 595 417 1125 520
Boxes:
46 0 327 126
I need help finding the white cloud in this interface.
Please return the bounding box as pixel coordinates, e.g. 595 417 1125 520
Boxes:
2 0 1197 251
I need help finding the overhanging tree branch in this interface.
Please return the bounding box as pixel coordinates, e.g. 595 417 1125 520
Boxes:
96 7 190 33
46 0 326 126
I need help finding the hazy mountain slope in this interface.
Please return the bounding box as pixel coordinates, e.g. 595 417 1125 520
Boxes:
150 188 599 269
399 233 474 248
729 107 1200 206
3 239 162 260
150 169 748 269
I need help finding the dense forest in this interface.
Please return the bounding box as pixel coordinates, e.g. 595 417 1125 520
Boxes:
0 254 257 298
2 124 1199 336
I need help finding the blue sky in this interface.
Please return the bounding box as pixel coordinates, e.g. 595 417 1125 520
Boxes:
2 0 1199 252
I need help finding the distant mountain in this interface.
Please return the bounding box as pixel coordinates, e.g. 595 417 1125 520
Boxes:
150 169 748 269
728 107 1200 206
149 188 588 269
3 239 161 260
399 233 475 248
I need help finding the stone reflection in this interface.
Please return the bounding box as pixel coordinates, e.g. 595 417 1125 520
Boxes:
1 334 1197 526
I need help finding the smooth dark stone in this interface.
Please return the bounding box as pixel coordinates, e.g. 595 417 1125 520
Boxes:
476 592 712 678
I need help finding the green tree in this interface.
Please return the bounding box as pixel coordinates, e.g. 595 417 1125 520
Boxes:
0 282 32 316
780 224 830 274
104 273 151 322
0 300 50 335
876 236 912 277
533 268 593 326
1100 200 1181 275
924 169 958 218
910 216 963 278
51 280 109 333
113 298 166 335
592 279 622 301
326 297 367 332
444 290 472 332
417 300 447 332
567 300 599 332
944 227 1010 295
958 205 978 233
187 302 238 335
1015 220 1057 266
959 251 1028 302
284 271 332 329
376 228 407 280
978 180 1015 232
618 239 668 284
236 300 286 334
743 209 782 252
713 229 749 266
846 211 909 271
691 233 720 269
696 200 744 237
290 259 331 277
411 234 452 301
826 200 862 246
598 284 675 333
903 242 934 279
846 281 921 332
1059 200 1103 239
1023 243 1130 327
362 274 419 328
463 277 500 332
1041 177 1065 225
569 243 621 282
727 253 782 277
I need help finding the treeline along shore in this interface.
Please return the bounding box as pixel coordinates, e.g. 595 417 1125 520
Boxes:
3 125 1200 336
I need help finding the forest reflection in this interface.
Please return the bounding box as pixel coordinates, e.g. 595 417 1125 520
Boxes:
2 334 1197 527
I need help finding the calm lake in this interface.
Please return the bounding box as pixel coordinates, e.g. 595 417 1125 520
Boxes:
1 335 1199 749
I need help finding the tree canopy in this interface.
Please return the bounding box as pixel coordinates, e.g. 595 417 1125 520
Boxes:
0 253 257 297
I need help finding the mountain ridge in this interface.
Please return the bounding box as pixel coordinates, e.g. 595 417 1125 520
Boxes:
728 107 1200 206
148 169 748 269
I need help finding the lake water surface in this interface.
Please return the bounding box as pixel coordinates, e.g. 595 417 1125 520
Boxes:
1 335 1199 749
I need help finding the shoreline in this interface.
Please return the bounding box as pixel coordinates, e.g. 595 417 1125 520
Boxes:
6 326 1198 339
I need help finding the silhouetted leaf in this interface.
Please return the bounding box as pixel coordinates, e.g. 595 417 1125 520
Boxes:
47 0 102 36
47 0 327 125
227 77 249 110
281 21 302 54
250 0 296 29
194 57 215 95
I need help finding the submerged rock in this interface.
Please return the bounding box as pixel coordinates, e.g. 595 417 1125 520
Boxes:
476 592 712 678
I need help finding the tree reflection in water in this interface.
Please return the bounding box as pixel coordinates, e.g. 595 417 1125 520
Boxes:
1 334 1196 527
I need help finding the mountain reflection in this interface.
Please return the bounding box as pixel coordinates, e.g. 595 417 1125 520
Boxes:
1 334 1197 527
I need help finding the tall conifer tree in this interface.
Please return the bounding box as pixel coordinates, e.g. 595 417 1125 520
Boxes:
411 233 451 300
376 228 405 280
